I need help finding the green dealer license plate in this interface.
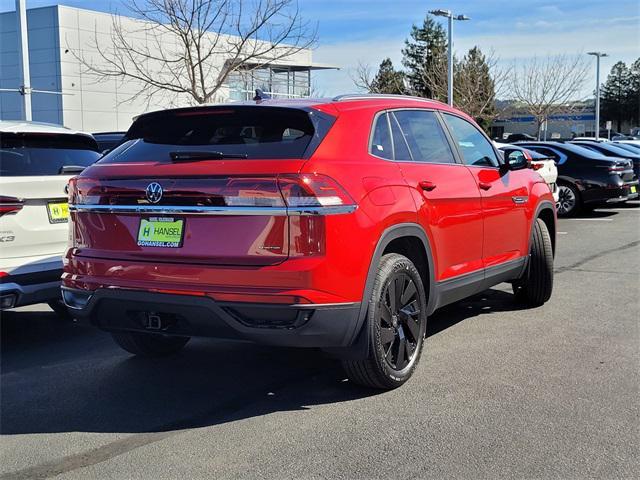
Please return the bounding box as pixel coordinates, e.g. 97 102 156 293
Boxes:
137 217 184 248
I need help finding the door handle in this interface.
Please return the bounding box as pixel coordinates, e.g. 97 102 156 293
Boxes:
419 181 437 191
478 182 492 191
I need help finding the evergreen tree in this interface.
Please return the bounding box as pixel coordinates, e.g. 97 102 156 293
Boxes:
600 61 632 131
454 47 496 131
401 16 447 100
369 58 406 94
628 58 640 126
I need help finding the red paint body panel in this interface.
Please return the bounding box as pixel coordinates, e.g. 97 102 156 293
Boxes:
399 163 483 281
63 97 554 308
466 167 531 267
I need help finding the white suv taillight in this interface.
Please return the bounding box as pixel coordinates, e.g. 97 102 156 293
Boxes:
0 196 24 217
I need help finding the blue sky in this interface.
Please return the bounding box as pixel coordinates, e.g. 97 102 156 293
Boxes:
2 0 639 97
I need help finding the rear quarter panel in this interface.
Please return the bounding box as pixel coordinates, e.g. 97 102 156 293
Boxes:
301 107 418 302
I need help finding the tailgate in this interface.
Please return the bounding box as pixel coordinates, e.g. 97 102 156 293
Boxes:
69 165 304 267
0 176 71 260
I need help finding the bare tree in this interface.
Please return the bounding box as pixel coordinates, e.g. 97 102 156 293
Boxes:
352 62 376 92
509 54 589 139
403 47 509 131
352 60 406 95
71 0 317 106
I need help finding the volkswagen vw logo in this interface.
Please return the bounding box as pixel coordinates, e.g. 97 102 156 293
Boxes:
145 182 163 204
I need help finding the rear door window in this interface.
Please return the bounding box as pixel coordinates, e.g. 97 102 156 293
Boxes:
0 134 101 176
101 106 332 163
442 114 499 167
392 110 456 164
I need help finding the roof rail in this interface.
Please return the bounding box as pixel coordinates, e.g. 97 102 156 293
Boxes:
331 93 446 104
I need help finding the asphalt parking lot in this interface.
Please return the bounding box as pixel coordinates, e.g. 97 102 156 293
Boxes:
1 202 639 480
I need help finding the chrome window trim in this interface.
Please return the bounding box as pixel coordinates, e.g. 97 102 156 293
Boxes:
68 204 357 216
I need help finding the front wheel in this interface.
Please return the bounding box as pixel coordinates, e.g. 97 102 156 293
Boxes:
342 253 427 390
513 218 554 306
111 331 190 357
556 182 581 217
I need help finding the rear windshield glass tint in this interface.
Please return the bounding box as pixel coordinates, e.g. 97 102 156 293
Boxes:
100 106 326 163
0 133 101 176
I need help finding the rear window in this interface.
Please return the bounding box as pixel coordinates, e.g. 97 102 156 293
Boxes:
100 106 333 163
552 143 609 159
0 133 101 176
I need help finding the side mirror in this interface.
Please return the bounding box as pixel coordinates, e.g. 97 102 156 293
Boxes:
501 148 528 171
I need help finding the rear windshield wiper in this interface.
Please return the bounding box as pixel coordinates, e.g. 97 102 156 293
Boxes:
169 151 248 162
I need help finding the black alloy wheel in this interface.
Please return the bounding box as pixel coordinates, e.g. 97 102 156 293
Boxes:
378 272 422 371
342 253 427 389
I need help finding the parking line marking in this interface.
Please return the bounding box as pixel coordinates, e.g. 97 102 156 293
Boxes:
558 231 568 235
596 208 640 212
566 218 613 222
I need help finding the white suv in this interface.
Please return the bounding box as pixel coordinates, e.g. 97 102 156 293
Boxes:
0 121 100 313
495 142 559 202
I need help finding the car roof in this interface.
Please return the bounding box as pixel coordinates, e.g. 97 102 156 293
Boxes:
0 120 93 138
135 94 463 120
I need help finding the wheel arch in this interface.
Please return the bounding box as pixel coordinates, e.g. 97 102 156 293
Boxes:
327 223 436 360
532 201 557 257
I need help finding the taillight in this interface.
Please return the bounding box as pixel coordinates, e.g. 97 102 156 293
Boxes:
69 174 356 214
530 162 544 171
608 165 626 173
68 177 102 204
0 196 24 217
221 178 285 207
278 174 355 209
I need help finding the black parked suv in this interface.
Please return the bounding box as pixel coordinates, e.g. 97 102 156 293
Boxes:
517 142 638 216
92 131 126 154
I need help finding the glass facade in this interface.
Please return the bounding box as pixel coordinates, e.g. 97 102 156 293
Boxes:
228 66 311 101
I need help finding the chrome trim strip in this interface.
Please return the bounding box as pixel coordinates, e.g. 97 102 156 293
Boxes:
512 196 529 204
68 204 357 216
292 302 360 310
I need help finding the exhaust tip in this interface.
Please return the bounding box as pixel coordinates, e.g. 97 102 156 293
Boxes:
62 288 93 310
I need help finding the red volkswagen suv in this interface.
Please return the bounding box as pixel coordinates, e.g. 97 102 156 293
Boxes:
63 95 555 389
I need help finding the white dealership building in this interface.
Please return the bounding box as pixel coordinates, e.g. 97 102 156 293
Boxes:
0 5 334 132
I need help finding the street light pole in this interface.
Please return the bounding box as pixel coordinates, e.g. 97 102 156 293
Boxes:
587 51 608 140
447 14 453 106
15 0 32 121
429 9 470 106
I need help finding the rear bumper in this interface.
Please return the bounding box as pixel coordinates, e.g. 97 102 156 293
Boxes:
62 287 361 348
583 182 639 205
0 268 62 309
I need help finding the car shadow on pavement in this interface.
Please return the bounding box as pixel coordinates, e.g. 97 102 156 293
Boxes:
598 201 640 209
1 288 523 436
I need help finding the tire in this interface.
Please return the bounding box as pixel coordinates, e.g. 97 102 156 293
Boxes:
47 300 73 321
111 331 190 357
342 253 428 390
513 218 554 306
556 182 581 217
